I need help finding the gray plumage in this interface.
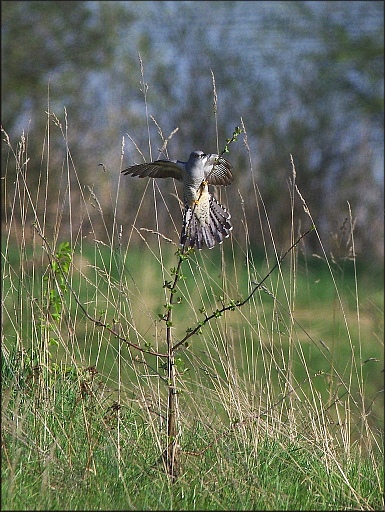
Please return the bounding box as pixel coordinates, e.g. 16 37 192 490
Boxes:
122 150 233 249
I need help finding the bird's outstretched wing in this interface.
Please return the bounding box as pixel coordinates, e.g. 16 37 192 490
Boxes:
204 155 234 186
122 160 183 181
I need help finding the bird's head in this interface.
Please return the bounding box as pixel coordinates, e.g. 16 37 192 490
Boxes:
188 150 206 161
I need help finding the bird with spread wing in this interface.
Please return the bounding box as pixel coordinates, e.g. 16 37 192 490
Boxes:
122 150 233 249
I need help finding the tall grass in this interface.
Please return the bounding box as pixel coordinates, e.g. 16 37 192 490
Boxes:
1 96 383 509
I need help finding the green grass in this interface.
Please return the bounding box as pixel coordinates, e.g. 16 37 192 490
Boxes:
2 366 383 510
1 114 383 510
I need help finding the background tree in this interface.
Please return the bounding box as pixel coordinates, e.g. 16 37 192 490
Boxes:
2 1 383 262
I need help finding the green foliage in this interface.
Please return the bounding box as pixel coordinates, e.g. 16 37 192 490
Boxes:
1 374 383 510
43 241 72 321
221 126 244 155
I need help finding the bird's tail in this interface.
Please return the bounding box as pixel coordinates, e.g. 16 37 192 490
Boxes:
180 194 233 250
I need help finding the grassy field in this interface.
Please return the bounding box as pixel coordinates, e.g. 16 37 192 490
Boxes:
1 121 383 510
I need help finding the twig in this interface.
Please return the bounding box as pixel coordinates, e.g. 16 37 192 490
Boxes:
173 226 314 351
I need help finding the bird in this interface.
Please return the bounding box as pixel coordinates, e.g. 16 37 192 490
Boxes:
122 150 234 250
